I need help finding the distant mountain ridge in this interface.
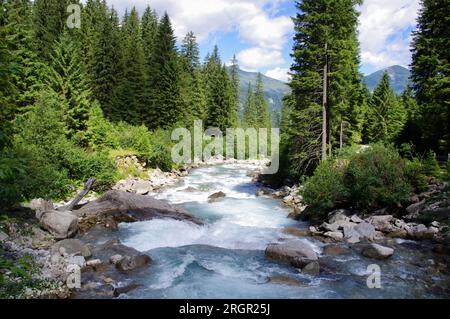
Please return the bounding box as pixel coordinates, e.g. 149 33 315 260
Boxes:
233 65 411 119
229 68 291 116
364 65 411 95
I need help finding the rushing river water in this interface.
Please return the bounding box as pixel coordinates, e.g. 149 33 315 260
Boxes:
85 163 450 299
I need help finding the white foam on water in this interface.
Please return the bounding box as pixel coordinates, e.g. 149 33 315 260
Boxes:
150 254 196 290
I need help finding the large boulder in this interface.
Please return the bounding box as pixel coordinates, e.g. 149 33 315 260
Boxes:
73 190 202 226
51 239 92 258
265 240 318 269
39 210 78 239
362 243 394 259
367 215 395 233
93 239 151 273
354 222 376 239
30 198 54 220
208 191 226 203
328 209 351 224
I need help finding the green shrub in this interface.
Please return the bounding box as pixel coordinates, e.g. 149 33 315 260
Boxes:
0 148 71 207
301 144 411 216
404 158 428 192
422 150 441 177
147 129 175 171
85 103 119 151
302 158 349 212
345 144 411 208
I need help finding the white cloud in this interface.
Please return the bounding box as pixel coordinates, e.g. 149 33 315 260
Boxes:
265 67 291 82
236 48 285 72
358 0 420 70
104 0 293 71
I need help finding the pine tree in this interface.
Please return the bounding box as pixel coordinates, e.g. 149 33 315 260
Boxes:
179 32 206 124
242 83 257 128
5 0 45 114
395 86 422 147
0 0 15 149
254 73 271 129
45 32 93 143
33 0 72 61
204 46 235 131
147 13 182 129
141 6 158 64
90 6 123 118
410 0 450 154
180 31 200 72
286 0 363 176
365 72 406 143
229 55 240 126
115 7 146 125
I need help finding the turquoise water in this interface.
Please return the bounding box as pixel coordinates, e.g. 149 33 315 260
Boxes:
101 164 449 299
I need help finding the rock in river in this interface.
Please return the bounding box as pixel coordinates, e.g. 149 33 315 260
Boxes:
208 191 226 203
265 240 318 270
39 210 79 239
51 239 92 258
73 190 202 228
362 243 394 259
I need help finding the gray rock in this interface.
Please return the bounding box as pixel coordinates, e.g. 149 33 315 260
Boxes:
328 209 351 224
367 215 394 233
302 262 320 275
321 222 340 232
0 231 8 242
31 227 55 249
324 231 344 241
208 191 226 203
362 244 394 259
67 256 86 268
30 198 54 220
115 255 151 272
51 239 91 258
343 227 362 244
94 239 152 273
431 221 440 228
110 254 124 265
350 215 363 223
354 222 376 239
73 190 202 226
265 240 318 268
86 259 103 268
406 200 426 216
39 210 79 239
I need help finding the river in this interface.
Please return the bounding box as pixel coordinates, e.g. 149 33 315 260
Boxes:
85 163 450 299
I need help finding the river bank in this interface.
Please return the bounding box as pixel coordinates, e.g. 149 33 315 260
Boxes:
1 160 449 298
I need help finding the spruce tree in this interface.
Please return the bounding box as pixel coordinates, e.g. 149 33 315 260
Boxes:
410 0 450 153
90 6 123 118
229 55 240 126
242 83 257 128
204 46 235 131
254 73 271 129
179 32 206 124
33 0 72 61
5 0 45 114
365 72 406 143
45 32 92 144
286 0 363 176
181 31 200 71
147 13 182 129
115 7 146 125
0 0 15 149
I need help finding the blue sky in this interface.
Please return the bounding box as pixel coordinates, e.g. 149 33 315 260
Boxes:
104 0 420 81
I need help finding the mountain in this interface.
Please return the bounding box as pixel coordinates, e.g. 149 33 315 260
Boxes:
230 68 291 120
364 65 411 95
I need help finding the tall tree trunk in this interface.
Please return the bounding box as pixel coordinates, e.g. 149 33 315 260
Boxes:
322 42 328 160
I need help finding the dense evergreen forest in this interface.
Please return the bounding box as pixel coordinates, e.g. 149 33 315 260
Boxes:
0 0 449 210
0 0 272 208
